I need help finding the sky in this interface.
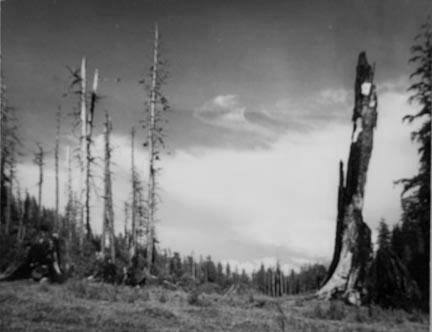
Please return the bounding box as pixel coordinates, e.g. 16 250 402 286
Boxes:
4 0 431 272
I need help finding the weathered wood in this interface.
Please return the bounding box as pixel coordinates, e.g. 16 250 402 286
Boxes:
102 111 115 263
54 107 61 231
130 127 137 257
318 52 376 305
33 143 44 228
79 57 87 249
65 145 73 240
146 23 159 270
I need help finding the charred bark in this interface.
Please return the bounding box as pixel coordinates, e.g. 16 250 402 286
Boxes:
318 52 377 305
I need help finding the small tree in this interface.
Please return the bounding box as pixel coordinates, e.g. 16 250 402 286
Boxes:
377 219 391 251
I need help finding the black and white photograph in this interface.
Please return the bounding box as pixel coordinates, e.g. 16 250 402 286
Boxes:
0 0 430 330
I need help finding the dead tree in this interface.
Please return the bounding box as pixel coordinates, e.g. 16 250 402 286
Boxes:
101 111 115 263
54 107 61 231
78 57 98 243
317 52 377 305
146 23 159 270
79 57 87 247
65 145 74 241
143 23 170 270
33 143 44 228
130 127 137 256
124 201 129 242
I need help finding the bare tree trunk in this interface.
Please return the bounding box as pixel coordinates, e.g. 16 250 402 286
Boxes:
84 68 98 239
34 144 44 228
66 145 73 240
63 145 73 269
317 52 377 305
124 201 129 243
130 127 137 257
79 57 87 249
146 23 159 271
102 111 115 263
55 107 61 231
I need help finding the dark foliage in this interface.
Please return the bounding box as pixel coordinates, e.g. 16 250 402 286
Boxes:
395 16 431 311
366 220 420 310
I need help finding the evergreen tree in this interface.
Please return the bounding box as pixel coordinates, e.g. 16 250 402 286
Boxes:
397 16 431 310
377 219 391 251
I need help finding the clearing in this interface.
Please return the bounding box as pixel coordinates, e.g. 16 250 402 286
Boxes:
0 280 428 331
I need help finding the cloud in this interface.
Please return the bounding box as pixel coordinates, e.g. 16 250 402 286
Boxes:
264 88 351 130
15 79 419 272
196 94 246 125
318 88 350 105
195 94 275 138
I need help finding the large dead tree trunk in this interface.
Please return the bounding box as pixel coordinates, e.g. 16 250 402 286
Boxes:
318 52 377 305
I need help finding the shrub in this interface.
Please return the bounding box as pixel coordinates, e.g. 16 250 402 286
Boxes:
159 292 168 303
327 301 345 320
187 290 200 306
307 301 346 321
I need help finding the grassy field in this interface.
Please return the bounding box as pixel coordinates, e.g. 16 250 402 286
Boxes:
0 280 428 331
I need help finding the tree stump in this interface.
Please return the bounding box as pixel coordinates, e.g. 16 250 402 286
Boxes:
317 52 377 305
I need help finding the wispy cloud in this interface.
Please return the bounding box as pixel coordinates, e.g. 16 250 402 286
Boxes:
318 88 350 105
195 94 274 137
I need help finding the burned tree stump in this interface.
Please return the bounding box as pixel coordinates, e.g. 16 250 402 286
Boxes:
318 52 377 305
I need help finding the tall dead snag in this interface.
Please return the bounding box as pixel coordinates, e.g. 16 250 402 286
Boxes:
78 57 98 243
318 52 377 305
33 143 44 228
85 67 98 239
101 111 115 263
142 23 170 271
54 107 61 231
79 57 87 248
130 127 137 257
65 145 73 239
146 23 159 271
124 202 129 243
